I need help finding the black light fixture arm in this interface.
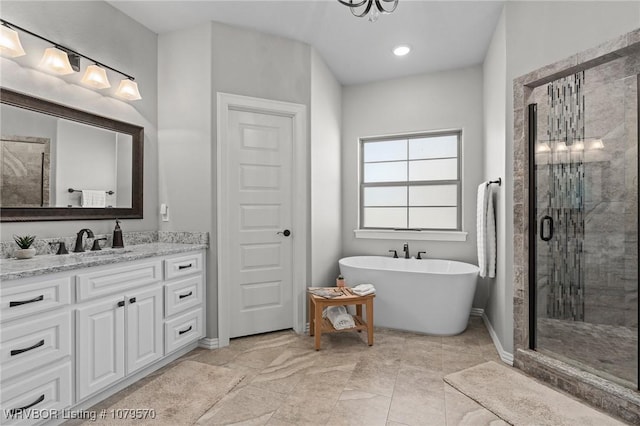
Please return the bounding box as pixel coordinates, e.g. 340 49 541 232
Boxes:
1 18 135 81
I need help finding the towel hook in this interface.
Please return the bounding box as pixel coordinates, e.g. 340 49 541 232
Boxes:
487 178 502 187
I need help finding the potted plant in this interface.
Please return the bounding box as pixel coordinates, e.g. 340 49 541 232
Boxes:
14 235 36 259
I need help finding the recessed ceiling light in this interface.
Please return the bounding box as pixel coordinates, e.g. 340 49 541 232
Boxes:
393 45 411 56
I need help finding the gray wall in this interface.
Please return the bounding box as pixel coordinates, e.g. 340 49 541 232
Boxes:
0 0 158 238
158 21 316 338
158 23 214 335
310 49 342 286
341 66 488 307
482 8 509 356
483 1 640 356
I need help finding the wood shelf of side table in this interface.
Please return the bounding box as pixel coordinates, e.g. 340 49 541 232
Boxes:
307 287 374 351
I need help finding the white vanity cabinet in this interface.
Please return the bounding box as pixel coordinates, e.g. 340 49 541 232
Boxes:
75 260 164 400
0 274 73 426
163 252 205 353
0 248 206 425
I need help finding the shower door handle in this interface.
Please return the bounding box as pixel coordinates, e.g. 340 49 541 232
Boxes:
540 215 554 241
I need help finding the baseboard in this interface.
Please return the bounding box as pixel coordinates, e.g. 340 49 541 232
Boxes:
198 337 219 349
481 313 514 365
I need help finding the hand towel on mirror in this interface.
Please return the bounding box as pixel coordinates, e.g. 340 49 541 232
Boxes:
81 190 106 208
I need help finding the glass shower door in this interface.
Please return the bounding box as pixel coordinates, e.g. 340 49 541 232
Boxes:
531 62 638 389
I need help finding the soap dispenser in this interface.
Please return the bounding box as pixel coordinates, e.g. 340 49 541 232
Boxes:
112 219 124 248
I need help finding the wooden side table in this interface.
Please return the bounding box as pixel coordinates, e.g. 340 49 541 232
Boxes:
307 287 374 351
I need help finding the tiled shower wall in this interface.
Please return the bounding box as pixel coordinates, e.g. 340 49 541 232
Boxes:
533 55 639 328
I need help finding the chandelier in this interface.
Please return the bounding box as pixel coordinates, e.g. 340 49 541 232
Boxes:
337 0 399 22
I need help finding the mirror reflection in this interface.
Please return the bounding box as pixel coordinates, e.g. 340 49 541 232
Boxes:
1 103 133 208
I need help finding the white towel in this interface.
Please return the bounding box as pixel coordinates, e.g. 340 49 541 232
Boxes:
352 284 376 296
477 183 496 278
322 306 355 330
82 190 106 208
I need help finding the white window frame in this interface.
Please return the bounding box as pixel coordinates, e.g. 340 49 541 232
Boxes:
355 130 467 242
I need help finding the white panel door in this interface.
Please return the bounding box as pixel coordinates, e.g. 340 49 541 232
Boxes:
126 286 163 375
76 296 125 400
227 109 294 338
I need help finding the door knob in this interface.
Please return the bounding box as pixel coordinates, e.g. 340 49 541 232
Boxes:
277 229 291 237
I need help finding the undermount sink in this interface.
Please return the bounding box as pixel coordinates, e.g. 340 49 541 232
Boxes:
71 248 134 257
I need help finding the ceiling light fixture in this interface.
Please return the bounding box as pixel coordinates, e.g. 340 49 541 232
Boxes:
393 45 411 56
337 0 399 22
0 24 26 58
0 19 142 101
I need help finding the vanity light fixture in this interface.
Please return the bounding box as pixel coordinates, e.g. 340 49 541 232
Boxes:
81 64 111 89
0 18 142 101
39 47 76 75
115 78 141 101
393 45 411 56
0 24 25 58
337 0 399 22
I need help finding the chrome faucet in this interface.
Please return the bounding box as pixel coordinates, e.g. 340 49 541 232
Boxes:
73 228 95 252
403 242 410 259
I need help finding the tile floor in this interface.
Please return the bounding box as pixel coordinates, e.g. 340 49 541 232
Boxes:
81 317 615 425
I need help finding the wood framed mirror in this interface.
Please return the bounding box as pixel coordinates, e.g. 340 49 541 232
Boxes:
0 87 143 221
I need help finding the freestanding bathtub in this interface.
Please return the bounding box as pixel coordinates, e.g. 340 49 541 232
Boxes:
338 256 479 336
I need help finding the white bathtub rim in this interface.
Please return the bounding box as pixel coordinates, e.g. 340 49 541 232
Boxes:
339 256 479 275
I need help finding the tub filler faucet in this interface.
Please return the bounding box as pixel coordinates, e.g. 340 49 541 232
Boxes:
403 242 410 259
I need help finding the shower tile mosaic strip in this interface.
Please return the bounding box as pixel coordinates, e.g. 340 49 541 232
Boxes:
547 72 585 145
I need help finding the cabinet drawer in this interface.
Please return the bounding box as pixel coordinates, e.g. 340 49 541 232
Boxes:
164 308 203 354
1 361 72 426
1 311 72 381
165 275 203 317
1 276 72 323
164 252 203 280
77 260 162 301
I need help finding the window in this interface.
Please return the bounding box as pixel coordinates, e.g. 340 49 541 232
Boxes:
360 131 461 231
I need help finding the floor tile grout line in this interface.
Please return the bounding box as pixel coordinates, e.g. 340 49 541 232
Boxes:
385 337 407 425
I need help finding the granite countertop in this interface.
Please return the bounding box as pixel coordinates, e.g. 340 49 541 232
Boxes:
0 242 208 281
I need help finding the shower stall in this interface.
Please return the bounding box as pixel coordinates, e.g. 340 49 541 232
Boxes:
528 56 639 389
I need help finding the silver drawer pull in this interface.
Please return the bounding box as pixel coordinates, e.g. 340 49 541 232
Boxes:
179 325 192 335
179 291 193 299
178 263 193 270
9 394 45 415
10 339 45 356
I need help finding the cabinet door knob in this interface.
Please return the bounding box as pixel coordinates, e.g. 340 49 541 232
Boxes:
117 300 125 308
129 297 136 304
